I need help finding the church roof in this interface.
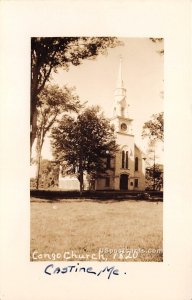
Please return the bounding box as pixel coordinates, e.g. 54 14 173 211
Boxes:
134 143 145 156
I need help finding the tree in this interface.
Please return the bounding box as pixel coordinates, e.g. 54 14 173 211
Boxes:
142 112 164 143
30 159 60 189
51 106 118 194
145 164 163 191
35 84 81 189
31 37 122 152
144 142 163 191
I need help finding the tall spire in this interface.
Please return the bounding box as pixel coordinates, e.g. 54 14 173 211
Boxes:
113 55 127 118
116 55 124 88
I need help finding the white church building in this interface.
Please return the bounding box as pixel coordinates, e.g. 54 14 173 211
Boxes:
59 58 146 191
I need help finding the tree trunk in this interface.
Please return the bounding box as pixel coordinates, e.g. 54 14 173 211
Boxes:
79 172 83 196
30 106 38 159
36 134 44 189
79 157 84 196
36 149 41 189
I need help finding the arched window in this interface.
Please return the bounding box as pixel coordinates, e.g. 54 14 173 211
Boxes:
125 151 128 169
122 151 125 168
135 157 138 171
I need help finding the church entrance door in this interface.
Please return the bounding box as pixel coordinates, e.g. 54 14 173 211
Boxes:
120 174 128 190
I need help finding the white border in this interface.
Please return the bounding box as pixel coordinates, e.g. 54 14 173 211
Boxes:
0 1 192 299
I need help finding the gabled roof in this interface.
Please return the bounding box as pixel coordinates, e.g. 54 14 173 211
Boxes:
134 143 145 157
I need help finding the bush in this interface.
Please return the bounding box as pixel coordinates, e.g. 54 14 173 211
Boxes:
136 192 151 200
30 159 60 189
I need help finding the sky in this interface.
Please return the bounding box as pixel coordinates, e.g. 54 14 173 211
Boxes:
41 37 164 162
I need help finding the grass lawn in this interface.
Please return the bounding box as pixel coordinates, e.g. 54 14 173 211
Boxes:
30 198 163 262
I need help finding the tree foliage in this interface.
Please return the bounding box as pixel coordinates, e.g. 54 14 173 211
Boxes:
35 84 81 188
30 159 60 189
142 112 164 143
36 84 81 149
51 106 118 193
145 164 163 191
31 37 122 151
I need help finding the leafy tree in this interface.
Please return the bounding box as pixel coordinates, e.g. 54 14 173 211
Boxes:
31 37 122 151
142 112 164 143
145 164 163 191
30 159 60 189
35 84 81 189
51 106 118 194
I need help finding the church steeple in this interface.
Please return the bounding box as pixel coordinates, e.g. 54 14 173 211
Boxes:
111 57 133 135
113 56 127 117
116 56 124 88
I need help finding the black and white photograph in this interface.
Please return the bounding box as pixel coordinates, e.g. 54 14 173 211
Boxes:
30 37 164 262
1 1 191 299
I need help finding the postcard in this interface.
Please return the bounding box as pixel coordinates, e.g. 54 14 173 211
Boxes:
0 1 191 299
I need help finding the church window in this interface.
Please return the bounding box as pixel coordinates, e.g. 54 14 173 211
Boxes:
134 179 138 188
105 177 110 187
122 150 129 169
122 151 125 168
135 157 138 171
121 123 127 131
125 151 128 169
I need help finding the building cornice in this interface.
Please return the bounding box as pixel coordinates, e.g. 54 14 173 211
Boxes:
116 131 134 137
110 116 134 122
